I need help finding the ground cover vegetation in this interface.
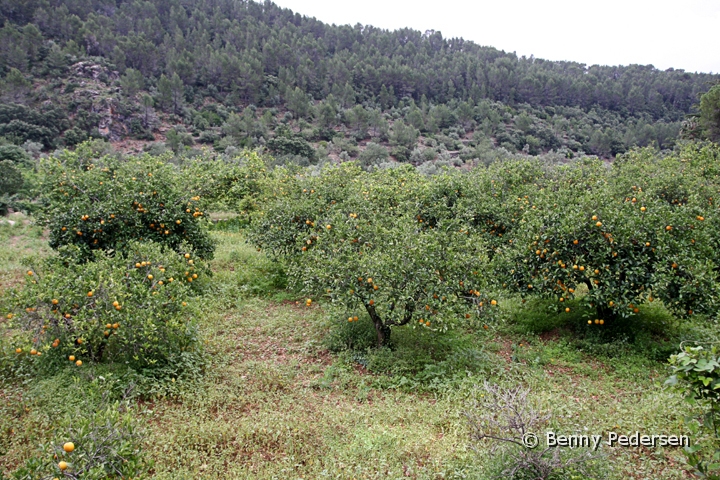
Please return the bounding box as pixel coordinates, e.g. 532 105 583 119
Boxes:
0 139 719 478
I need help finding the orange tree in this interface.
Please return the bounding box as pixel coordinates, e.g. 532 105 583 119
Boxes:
37 143 215 262
179 150 270 221
501 146 720 323
4 241 207 375
248 163 493 346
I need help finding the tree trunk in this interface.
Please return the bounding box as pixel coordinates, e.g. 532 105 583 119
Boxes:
365 303 391 347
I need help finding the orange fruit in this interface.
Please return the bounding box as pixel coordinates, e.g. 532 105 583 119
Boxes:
63 442 74 453
490 300 497 306
15 348 22 354
58 461 68 470
564 307 570 313
87 291 93 297
52 299 59 305
592 215 598 221
69 355 75 361
75 360 82 366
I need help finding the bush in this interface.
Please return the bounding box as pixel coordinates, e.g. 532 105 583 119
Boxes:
4 241 206 375
10 381 148 480
37 144 215 261
667 345 720 478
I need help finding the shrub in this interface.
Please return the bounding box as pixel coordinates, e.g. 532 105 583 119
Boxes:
5 241 206 375
37 144 215 261
667 345 720 478
10 391 148 480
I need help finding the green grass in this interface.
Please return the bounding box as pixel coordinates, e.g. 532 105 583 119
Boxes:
0 224 711 479
0 213 51 294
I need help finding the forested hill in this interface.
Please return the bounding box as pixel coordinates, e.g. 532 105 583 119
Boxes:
0 0 718 162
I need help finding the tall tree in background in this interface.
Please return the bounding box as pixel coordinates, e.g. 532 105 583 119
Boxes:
699 84 720 142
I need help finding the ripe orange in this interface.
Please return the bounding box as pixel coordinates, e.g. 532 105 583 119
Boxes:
58 461 68 470
587 320 592 324
52 299 59 305
6 313 12 320
564 307 570 313
591 215 598 221
63 442 74 453
579 266 585 271
490 300 497 306
596 221 602 227
599 320 605 325
147 274 153 280
666 225 672 231
369 300 375 306
75 360 82 366
87 291 93 297
15 348 22 354
640 206 646 212
69 355 75 361
30 349 37 355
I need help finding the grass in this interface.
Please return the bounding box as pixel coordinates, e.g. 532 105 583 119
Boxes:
0 222 712 479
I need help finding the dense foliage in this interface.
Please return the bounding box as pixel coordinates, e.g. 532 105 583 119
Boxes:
37 144 215 261
248 143 720 337
6 240 207 374
0 0 716 162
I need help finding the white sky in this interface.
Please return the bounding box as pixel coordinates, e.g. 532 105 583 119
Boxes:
272 0 720 73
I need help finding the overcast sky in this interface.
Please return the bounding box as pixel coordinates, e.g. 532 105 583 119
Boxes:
272 0 720 73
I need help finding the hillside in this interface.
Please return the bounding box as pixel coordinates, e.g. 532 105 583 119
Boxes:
0 0 718 163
